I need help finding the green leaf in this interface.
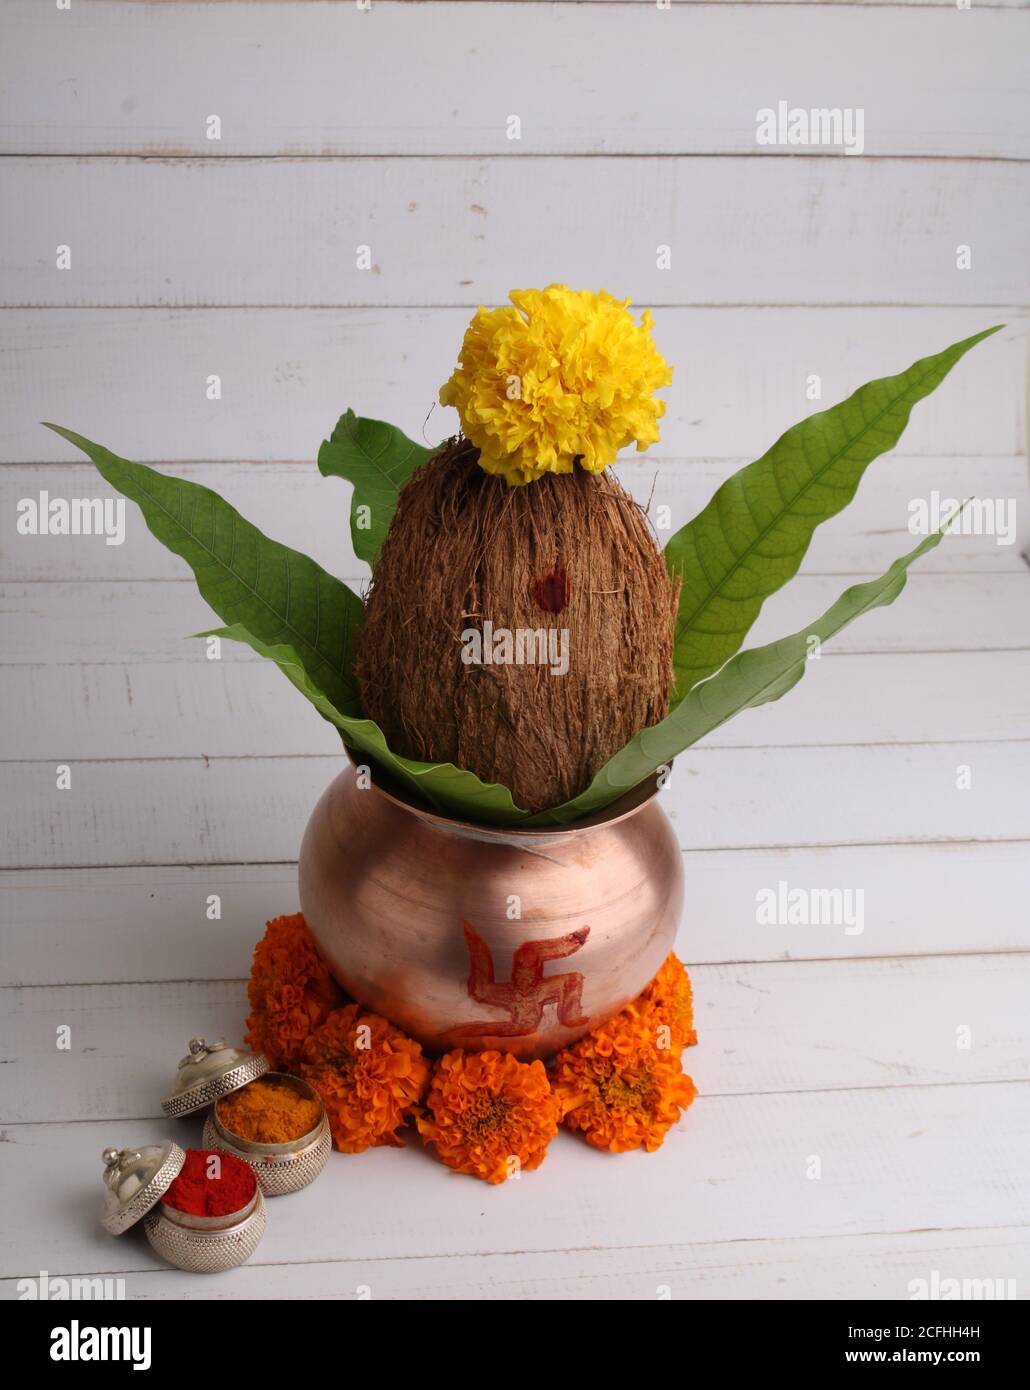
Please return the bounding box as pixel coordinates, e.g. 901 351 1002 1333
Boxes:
531 524 956 825
665 326 1002 698
317 410 434 568
44 424 363 712
204 624 531 825
47 423 529 824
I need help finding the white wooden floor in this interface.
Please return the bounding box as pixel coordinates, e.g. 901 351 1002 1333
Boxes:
2 0 1030 1300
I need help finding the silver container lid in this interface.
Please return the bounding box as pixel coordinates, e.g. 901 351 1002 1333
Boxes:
100 1141 186 1235
161 1037 269 1118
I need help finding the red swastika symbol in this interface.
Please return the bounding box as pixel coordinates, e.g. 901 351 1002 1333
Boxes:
448 919 590 1039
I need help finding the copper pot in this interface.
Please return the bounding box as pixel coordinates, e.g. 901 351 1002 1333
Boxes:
298 759 683 1061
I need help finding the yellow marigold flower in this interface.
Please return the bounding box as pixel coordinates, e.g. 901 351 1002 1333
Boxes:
416 1049 561 1183
244 913 345 1070
439 284 672 486
633 953 698 1053
552 1009 696 1154
298 1004 430 1153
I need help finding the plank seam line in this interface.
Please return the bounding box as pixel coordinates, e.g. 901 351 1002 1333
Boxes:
3 152 1028 165
3 835 1021 877
6 1221 1030 1286
701 1076 1030 1100
12 645 1026 669
7 572 1029 584
4 301 1028 313
6 461 1023 472
9 1080 1030 1120
8 303 1028 314
5 948 1029 989
7 569 1025 585
7 833 1030 871
3 734 1028 765
5 1076 1030 1130
3 1 1025 15
2 2 1027 16
6 301 1029 312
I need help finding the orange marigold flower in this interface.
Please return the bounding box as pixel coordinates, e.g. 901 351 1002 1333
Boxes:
634 953 697 1052
298 1004 429 1153
552 1010 696 1154
245 913 345 1070
417 1049 561 1184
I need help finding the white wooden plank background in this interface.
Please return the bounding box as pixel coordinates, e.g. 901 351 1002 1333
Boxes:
3 1085 1028 1277
6 573 1026 665
3 457 1028 581
5 155 1028 308
4 2 1028 157
4 743 1027 869
4 840 1028 986
5 1227 1028 1303
5 309 1026 463
3 954 1027 1124
2 0 1028 1302
5 651 1029 759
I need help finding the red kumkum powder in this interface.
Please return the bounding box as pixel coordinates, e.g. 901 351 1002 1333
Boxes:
532 563 571 614
161 1148 256 1218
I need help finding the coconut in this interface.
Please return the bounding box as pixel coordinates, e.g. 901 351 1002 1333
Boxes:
355 438 680 814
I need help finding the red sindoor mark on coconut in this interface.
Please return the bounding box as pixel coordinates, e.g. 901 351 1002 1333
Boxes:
447 919 590 1038
532 562 571 613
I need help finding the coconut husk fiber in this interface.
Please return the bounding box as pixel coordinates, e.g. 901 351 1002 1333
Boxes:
355 438 680 814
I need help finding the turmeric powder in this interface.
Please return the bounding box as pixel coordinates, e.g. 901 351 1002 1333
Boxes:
216 1077 322 1144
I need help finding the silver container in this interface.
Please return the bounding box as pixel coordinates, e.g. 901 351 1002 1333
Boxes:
100 1142 265 1274
203 1073 332 1197
144 1186 266 1273
162 1039 330 1198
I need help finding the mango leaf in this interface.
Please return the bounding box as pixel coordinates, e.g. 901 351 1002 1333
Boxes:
317 410 434 568
665 326 1002 699
202 624 530 824
45 423 528 825
531 524 956 825
44 424 362 711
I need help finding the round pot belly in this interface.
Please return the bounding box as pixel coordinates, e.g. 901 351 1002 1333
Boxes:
299 764 683 1061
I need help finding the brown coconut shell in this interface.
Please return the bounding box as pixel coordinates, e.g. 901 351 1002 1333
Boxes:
354 438 680 814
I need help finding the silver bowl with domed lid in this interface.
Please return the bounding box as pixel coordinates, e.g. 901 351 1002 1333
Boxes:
99 1141 266 1273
